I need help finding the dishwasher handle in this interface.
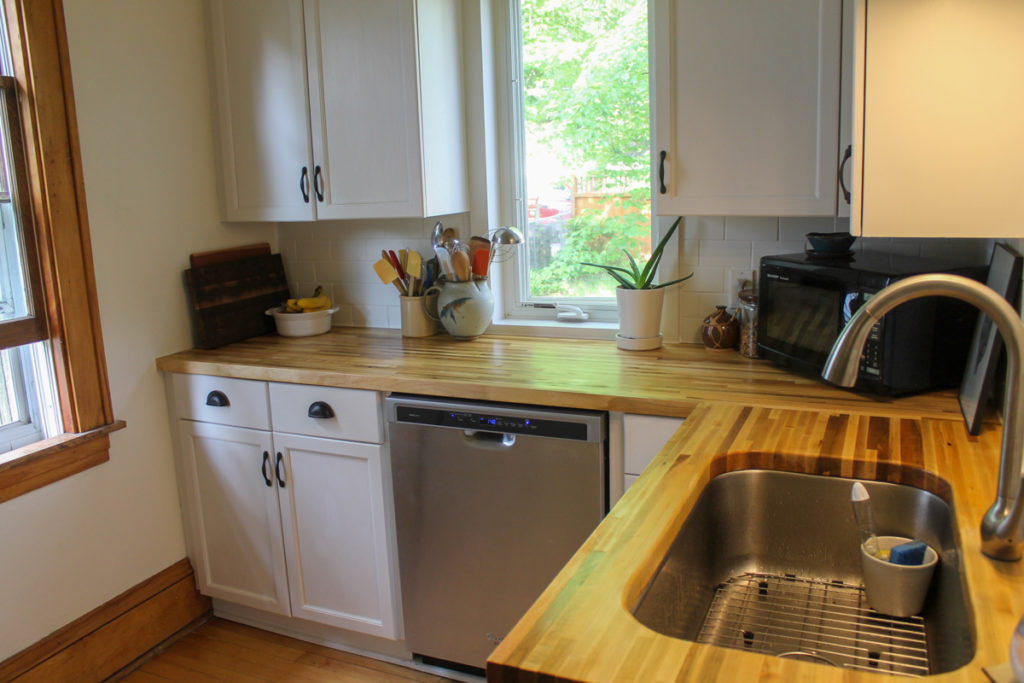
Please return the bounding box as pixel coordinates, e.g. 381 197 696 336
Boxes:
463 430 516 449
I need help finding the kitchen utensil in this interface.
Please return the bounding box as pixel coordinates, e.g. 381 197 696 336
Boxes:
432 221 444 247
184 253 289 349
388 249 406 280
850 482 879 556
406 250 422 296
189 242 271 269
472 249 489 277
469 235 491 258
433 244 454 280
488 226 523 264
451 250 471 282
373 258 407 295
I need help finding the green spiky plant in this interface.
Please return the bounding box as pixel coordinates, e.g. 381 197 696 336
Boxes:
581 216 692 289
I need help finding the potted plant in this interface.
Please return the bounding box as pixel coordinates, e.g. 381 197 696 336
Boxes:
582 216 692 350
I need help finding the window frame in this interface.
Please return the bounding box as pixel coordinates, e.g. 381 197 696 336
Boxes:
0 0 122 503
495 0 651 324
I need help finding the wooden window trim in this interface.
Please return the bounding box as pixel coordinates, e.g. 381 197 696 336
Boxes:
0 0 120 502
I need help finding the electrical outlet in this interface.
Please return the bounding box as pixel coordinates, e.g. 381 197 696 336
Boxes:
728 269 755 309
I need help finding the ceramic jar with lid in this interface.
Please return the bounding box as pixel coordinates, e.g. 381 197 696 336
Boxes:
700 306 739 350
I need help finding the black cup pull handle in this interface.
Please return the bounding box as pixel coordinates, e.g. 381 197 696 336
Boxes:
307 401 335 419
658 150 667 195
314 165 324 202
838 144 852 204
275 452 286 488
261 451 273 487
300 166 310 203
205 390 229 407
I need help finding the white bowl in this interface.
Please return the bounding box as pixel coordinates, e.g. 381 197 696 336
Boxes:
265 307 339 337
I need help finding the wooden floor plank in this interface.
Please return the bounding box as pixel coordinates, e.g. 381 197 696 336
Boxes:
122 618 457 683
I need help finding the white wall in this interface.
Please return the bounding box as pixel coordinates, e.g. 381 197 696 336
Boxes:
0 0 275 660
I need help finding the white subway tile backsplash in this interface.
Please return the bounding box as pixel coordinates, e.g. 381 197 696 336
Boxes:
698 240 751 268
725 216 778 242
679 239 700 266
682 267 725 293
683 216 725 240
751 240 805 270
778 216 836 242
281 213 994 341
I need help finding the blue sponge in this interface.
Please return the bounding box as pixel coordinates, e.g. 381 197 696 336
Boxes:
889 540 927 565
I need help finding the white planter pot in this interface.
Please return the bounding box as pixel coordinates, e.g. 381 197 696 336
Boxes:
616 287 665 350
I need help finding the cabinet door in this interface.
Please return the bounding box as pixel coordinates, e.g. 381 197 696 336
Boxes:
178 420 290 615
274 432 398 639
305 0 425 220
623 414 685 493
852 0 1024 237
208 0 315 221
653 0 842 216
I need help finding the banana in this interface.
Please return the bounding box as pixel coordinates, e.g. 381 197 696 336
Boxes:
294 286 331 312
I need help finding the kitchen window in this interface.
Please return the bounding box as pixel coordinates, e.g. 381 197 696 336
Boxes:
499 0 651 322
0 0 120 501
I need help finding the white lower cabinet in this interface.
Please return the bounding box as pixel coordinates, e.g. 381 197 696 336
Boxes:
171 374 398 640
275 432 393 635
180 420 289 615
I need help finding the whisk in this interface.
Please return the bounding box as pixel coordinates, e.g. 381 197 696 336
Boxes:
488 226 523 265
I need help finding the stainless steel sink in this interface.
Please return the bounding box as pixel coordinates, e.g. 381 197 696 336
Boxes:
631 470 975 676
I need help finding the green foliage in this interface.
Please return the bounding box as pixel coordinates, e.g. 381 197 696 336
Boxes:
521 0 660 298
581 216 692 289
522 0 649 187
529 194 650 297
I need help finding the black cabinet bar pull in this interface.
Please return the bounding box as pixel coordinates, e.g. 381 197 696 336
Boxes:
300 166 310 203
314 165 324 202
307 401 335 419
205 390 229 407
838 144 852 204
275 452 286 488
658 150 667 195
261 451 273 487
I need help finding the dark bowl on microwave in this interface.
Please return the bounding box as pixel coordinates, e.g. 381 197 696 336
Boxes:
806 231 857 254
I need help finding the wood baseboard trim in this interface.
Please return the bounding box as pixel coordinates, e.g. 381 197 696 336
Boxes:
0 558 212 681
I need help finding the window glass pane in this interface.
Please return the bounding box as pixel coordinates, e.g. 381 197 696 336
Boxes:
519 0 650 300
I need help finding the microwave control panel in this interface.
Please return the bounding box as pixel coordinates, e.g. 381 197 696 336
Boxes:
859 292 882 377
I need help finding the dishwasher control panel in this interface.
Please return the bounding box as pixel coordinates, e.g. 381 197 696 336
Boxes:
394 404 590 441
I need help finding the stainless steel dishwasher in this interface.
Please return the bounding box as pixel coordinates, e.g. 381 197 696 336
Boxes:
385 394 606 671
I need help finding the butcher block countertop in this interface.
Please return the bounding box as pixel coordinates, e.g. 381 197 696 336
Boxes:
156 327 1016 680
155 327 965 419
488 403 1022 682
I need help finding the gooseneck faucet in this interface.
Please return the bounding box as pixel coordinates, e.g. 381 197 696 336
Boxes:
822 273 1024 561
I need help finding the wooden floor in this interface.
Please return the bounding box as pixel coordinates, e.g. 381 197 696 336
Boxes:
117 617 461 682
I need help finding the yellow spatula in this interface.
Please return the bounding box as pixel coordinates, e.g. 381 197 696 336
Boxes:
405 250 422 295
373 258 407 295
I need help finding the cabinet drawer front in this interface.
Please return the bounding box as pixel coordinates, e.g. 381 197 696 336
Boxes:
173 374 270 430
623 414 685 475
269 383 382 443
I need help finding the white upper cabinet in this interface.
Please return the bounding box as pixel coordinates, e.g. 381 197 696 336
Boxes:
208 0 468 222
652 0 845 217
852 0 1024 237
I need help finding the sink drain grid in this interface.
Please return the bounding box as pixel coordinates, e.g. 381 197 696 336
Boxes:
697 572 929 677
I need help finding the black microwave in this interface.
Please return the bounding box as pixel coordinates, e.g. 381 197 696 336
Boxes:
758 251 987 395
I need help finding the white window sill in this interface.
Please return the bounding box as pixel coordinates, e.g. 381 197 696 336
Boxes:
487 317 618 340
